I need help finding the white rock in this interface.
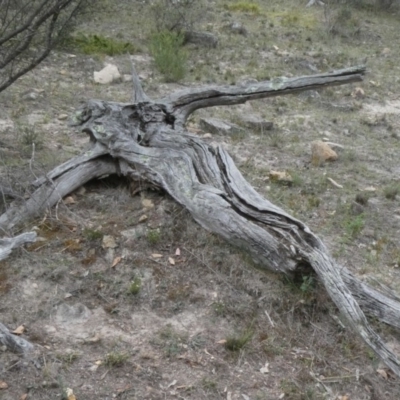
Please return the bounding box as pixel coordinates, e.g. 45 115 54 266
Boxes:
94 64 121 84
0 119 14 133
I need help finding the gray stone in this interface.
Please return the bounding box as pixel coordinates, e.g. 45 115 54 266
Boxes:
183 31 219 48
121 226 146 240
199 118 243 136
22 91 38 101
0 119 14 133
239 115 273 133
229 21 248 36
93 63 121 84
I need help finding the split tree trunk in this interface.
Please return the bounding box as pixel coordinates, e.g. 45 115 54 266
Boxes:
2 65 400 375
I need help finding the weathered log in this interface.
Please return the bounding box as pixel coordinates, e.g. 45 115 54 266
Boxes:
0 232 36 353
0 232 37 261
2 65 400 375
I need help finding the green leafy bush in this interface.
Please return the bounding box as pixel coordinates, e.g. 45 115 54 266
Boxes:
150 31 187 82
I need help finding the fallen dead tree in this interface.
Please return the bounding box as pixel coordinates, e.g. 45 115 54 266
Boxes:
2 64 400 376
0 232 36 353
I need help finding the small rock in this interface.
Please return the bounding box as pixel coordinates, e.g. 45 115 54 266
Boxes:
199 118 243 136
123 74 133 82
94 64 121 84
22 92 38 101
311 140 338 165
121 226 146 240
0 119 14 133
229 21 248 36
102 235 117 249
381 47 391 57
239 115 273 133
142 198 154 209
350 201 364 216
58 114 69 120
203 133 212 139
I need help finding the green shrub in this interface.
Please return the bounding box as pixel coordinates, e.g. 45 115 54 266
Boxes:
383 184 400 200
224 329 253 351
128 277 142 295
65 33 135 56
18 125 43 150
150 31 187 82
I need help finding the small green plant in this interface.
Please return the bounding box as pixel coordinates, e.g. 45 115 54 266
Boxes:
150 31 187 82
65 33 135 56
19 125 43 149
128 277 141 295
225 2 261 14
103 351 129 367
212 301 226 316
147 228 161 245
344 214 365 238
83 228 103 241
383 184 400 200
224 328 253 351
300 275 315 294
201 377 218 391
57 351 80 365
154 324 187 357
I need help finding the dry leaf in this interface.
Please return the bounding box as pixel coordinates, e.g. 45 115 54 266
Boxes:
0 381 8 389
20 394 28 400
260 363 269 374
139 215 148 223
152 253 162 258
167 380 177 388
12 325 25 335
377 369 388 380
362 186 377 192
112 256 122 268
175 248 181 256
327 177 343 189
168 257 175 265
65 388 76 400
217 339 227 344
64 196 76 205
141 199 154 209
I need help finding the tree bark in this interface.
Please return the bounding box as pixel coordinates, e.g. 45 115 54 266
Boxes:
2 65 400 375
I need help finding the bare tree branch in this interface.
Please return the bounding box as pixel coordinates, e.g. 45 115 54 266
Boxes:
0 0 95 93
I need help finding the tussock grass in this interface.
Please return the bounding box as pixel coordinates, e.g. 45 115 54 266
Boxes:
64 33 136 56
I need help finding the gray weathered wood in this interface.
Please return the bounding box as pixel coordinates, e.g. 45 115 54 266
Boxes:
2 65 400 375
0 322 34 354
0 232 37 261
0 232 36 353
